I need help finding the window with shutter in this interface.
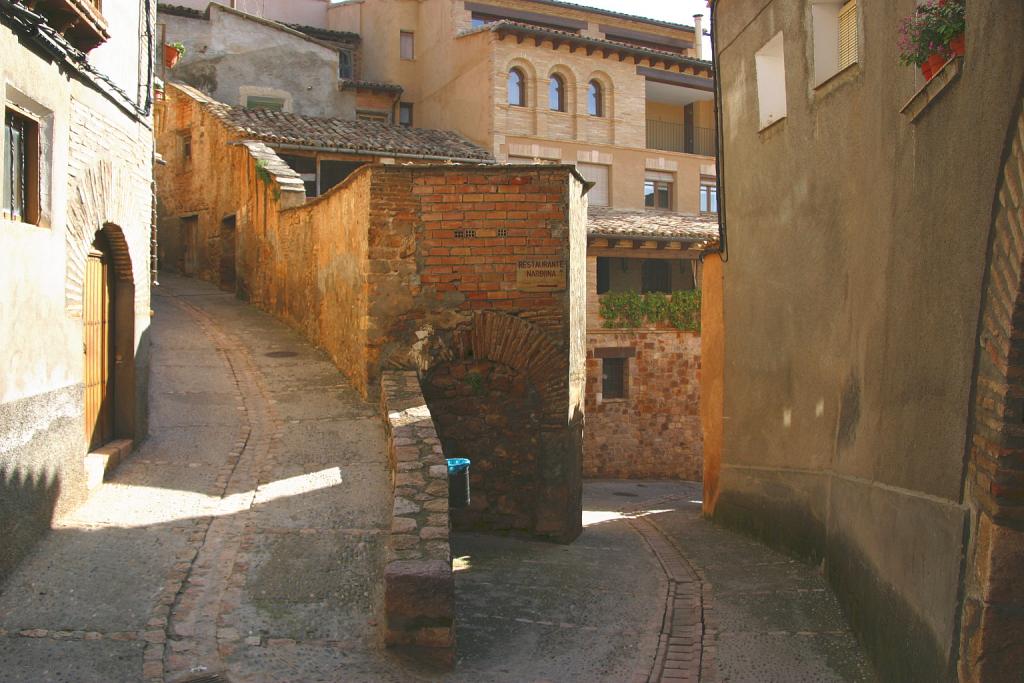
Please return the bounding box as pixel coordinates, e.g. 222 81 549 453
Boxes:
838 0 858 70
577 162 609 207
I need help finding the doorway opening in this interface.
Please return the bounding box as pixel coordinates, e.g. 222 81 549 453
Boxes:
83 226 136 450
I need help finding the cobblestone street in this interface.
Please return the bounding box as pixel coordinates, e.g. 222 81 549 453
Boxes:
0 276 874 682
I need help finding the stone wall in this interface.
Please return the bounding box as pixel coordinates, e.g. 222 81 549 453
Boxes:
379 371 454 665
584 329 702 480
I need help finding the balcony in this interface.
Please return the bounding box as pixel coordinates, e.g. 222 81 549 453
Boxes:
646 120 716 157
29 0 110 52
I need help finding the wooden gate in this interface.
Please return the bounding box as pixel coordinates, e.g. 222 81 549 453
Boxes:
84 244 114 450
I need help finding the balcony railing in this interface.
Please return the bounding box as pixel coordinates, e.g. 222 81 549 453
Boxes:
645 120 717 157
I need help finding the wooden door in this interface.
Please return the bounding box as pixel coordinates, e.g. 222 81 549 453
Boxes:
84 246 114 450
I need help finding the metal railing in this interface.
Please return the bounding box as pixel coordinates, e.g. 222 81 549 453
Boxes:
645 120 717 156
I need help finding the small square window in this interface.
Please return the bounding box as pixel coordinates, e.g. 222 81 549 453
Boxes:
644 179 672 210
399 102 413 127
3 108 40 225
400 31 415 60
602 357 626 399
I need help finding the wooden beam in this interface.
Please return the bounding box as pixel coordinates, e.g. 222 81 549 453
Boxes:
588 247 701 260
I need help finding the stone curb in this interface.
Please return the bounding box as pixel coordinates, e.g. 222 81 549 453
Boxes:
379 371 454 667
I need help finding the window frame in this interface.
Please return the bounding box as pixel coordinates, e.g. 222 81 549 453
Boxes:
356 109 390 123
399 102 413 128
601 356 627 400
699 179 718 213
508 68 527 107
3 107 40 225
811 0 859 87
245 95 285 111
400 31 415 61
644 179 673 210
338 49 354 79
587 80 603 117
549 73 566 112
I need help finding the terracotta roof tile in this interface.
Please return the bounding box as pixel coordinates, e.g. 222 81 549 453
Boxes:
201 100 494 161
588 208 719 246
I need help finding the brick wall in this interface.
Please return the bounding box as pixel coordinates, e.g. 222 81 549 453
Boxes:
364 166 587 540
958 101 1024 683
584 329 702 480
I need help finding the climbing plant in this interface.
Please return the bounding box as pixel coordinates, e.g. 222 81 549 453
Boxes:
599 290 701 332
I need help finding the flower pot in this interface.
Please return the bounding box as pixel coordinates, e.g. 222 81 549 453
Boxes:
163 44 181 69
949 33 965 57
926 52 947 80
920 61 934 81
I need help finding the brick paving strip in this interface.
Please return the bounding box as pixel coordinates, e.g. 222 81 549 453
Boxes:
621 495 718 683
148 294 283 683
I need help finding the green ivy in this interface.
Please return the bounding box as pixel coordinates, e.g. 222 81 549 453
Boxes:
599 290 701 332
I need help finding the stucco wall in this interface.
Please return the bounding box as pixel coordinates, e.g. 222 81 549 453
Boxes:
712 0 1024 679
159 5 356 118
1 10 153 580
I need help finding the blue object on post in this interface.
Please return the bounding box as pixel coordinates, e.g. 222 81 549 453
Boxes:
446 458 471 508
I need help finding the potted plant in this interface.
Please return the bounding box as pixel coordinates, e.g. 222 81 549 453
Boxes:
163 41 185 69
898 0 965 81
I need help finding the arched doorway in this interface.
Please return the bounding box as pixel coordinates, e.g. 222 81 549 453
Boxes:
82 225 136 450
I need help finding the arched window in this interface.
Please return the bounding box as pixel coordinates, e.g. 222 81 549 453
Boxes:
588 80 603 117
549 74 565 112
508 68 526 107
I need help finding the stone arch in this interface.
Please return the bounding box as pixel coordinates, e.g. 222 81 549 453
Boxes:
65 160 148 318
427 310 568 426
958 95 1024 682
419 311 574 538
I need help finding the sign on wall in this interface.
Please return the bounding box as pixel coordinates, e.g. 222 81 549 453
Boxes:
516 259 566 292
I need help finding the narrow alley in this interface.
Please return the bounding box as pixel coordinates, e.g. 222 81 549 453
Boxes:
0 275 874 682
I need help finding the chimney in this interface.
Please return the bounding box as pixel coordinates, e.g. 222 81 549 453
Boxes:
693 14 704 60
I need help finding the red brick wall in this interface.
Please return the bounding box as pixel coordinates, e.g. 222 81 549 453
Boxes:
584 329 702 480
959 103 1024 683
364 166 587 541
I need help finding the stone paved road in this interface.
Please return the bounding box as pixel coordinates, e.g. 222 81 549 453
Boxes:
0 274 874 682
0 274 399 683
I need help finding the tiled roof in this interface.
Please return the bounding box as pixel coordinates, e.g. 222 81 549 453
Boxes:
522 0 696 31
472 20 714 73
284 23 359 44
198 97 493 161
588 208 719 246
